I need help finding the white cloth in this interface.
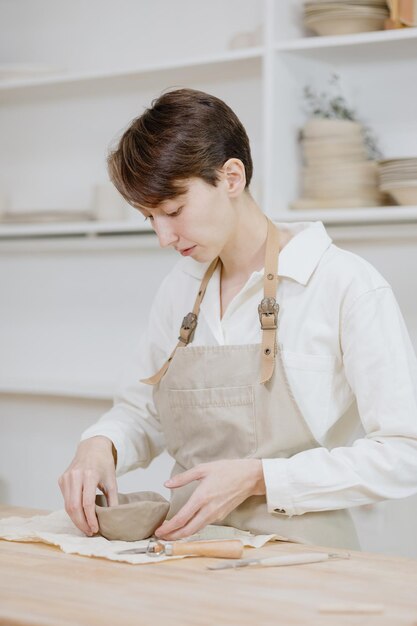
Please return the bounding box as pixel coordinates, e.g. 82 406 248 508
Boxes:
0 511 275 564
81 220 417 517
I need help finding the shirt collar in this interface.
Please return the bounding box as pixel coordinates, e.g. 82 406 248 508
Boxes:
178 220 332 287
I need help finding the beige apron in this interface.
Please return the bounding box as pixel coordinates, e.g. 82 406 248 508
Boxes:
144 219 360 550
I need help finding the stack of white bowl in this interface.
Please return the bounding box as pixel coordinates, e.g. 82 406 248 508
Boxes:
291 118 384 210
304 0 390 35
378 158 417 205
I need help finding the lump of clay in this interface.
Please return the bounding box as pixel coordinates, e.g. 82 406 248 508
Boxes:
95 491 170 541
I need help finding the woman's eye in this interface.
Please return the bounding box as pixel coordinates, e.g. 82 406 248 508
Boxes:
168 206 183 217
143 206 182 221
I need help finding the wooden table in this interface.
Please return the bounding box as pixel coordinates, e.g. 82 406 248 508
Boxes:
1 505 417 625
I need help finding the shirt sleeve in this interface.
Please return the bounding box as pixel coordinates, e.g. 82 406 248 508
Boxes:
80 271 177 477
262 286 417 516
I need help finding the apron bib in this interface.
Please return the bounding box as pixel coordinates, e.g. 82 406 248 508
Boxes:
146 219 359 550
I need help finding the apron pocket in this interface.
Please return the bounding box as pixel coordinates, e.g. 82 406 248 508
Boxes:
166 385 257 468
280 350 336 431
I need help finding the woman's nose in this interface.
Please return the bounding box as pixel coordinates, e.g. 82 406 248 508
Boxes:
153 217 178 248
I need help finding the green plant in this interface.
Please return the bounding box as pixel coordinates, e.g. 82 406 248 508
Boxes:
302 74 383 160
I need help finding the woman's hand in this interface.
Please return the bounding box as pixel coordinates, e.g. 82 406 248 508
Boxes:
154 459 266 540
58 436 118 536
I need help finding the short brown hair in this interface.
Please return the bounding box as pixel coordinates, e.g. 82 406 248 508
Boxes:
107 88 253 209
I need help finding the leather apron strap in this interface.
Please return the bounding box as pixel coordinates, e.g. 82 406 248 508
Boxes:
140 218 280 386
140 256 220 385
259 218 280 384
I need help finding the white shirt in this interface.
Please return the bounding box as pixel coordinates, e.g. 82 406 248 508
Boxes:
81 220 417 517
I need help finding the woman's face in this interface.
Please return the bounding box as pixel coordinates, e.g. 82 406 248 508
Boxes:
138 176 236 264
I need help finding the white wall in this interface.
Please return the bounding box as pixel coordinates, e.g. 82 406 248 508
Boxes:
0 235 177 507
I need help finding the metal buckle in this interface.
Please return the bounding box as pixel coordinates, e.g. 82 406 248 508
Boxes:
179 312 198 343
258 297 279 330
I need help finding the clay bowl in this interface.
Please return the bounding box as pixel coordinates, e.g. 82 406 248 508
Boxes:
95 491 170 541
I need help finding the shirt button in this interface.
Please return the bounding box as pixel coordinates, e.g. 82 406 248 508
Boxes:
274 508 286 514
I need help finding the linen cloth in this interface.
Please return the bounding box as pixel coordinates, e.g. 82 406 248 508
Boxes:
0 510 276 564
81 220 417 517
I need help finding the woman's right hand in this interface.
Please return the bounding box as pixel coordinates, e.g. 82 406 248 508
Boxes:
58 435 118 536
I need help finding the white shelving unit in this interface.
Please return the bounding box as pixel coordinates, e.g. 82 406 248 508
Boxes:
274 23 417 50
267 1 417 218
1 0 416 240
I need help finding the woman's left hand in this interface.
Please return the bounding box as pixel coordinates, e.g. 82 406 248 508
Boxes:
154 459 266 540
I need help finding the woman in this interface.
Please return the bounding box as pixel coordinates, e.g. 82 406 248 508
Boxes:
59 88 417 550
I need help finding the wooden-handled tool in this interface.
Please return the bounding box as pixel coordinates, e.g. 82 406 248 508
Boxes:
117 539 244 559
207 551 351 570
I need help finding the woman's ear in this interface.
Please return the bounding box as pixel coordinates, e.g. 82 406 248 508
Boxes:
222 158 247 197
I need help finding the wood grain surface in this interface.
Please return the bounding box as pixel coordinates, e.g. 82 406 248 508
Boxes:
1 505 417 626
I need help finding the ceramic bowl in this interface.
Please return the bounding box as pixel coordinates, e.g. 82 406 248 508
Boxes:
290 196 383 209
302 118 363 139
95 491 170 541
305 15 386 35
382 185 417 205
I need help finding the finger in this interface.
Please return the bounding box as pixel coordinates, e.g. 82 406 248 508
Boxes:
105 480 119 507
160 508 210 541
154 494 202 537
97 479 118 508
165 466 204 489
63 472 93 536
82 478 100 534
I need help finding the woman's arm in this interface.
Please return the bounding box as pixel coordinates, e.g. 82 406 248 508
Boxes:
262 286 417 516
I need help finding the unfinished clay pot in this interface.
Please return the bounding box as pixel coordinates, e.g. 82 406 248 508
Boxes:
95 491 170 541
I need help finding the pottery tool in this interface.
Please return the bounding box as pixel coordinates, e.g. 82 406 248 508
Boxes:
117 538 244 558
207 551 350 570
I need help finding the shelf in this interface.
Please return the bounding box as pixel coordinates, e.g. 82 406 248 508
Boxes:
274 27 417 52
0 219 155 239
0 381 114 401
272 205 417 225
1 207 417 241
0 47 264 93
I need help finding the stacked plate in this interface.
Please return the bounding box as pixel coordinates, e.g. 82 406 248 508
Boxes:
291 118 384 210
378 158 417 205
304 0 389 35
